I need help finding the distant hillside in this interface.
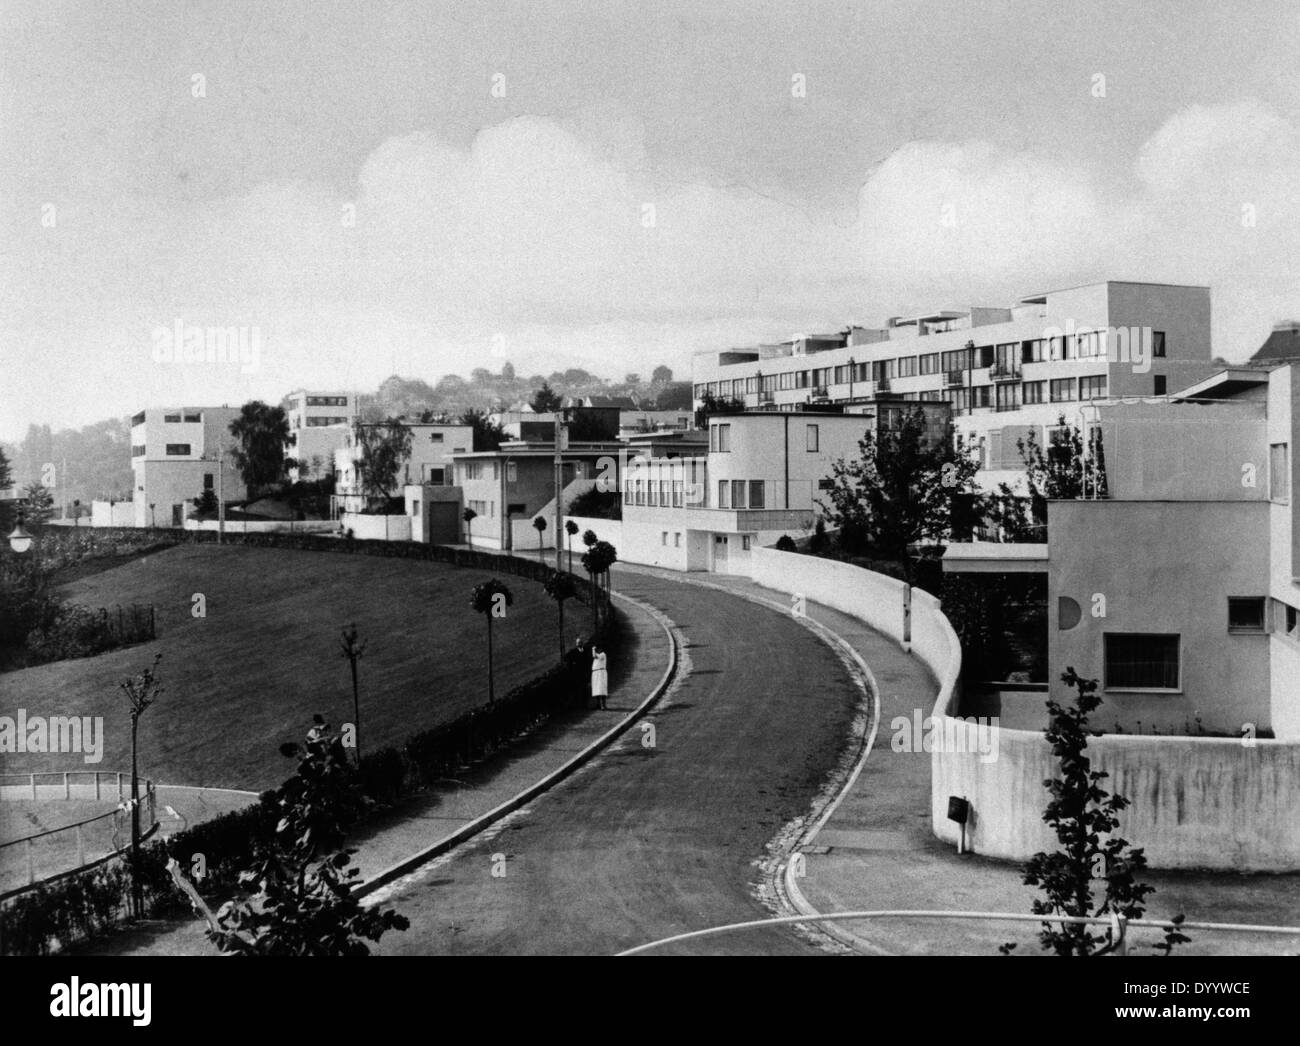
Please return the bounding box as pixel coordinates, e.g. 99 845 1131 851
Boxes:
3 363 691 506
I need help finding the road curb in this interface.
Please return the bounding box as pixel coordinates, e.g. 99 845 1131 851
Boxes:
356 589 679 901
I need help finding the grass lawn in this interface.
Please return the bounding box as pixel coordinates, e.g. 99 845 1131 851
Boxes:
0 544 566 792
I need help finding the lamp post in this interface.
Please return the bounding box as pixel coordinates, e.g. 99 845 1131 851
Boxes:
7 513 33 554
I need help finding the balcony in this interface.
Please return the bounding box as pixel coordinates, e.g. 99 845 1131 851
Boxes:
876 376 892 393
758 390 775 404
989 364 1022 383
943 370 965 388
810 385 829 400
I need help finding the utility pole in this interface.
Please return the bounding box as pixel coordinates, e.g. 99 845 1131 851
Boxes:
554 408 566 574
217 434 225 544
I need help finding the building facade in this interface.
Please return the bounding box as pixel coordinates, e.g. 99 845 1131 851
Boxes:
281 390 358 481
333 422 473 514
129 406 245 527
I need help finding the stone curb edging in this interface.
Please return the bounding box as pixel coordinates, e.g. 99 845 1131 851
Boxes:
354 589 679 901
614 565 893 956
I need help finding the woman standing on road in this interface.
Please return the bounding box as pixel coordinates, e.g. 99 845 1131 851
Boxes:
590 644 608 710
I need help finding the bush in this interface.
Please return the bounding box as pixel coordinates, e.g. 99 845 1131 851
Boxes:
774 535 797 552
567 487 622 520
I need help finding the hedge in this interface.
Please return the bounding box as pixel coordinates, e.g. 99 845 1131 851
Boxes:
0 532 625 956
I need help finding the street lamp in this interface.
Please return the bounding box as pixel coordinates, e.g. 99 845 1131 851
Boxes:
8 515 33 554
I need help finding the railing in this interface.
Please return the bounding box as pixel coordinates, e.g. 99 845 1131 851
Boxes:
875 376 892 393
0 773 158 896
943 370 965 387
989 364 1021 382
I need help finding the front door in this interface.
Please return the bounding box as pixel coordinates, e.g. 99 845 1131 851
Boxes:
712 533 728 572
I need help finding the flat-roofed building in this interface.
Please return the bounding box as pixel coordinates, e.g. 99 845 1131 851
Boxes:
129 406 245 527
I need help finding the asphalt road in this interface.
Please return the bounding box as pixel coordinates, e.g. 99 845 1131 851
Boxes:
373 568 863 956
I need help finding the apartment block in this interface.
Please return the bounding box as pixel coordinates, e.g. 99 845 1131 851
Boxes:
692 281 1218 493
281 390 358 481
129 406 246 527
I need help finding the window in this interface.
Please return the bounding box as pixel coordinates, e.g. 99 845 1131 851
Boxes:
718 480 730 509
647 483 657 506
306 396 349 407
1079 375 1108 400
897 356 918 378
183 412 201 423
661 532 669 546
131 444 146 457
1025 339 1046 363
506 462 517 483
1152 331 1166 358
1228 597 1267 633
806 424 819 452
428 467 446 485
165 443 191 456
749 481 765 509
1023 381 1046 405
429 432 444 442
412 501 420 516
712 423 732 453
1271 443 1289 501
731 480 746 508
164 413 181 423
742 535 752 550
203 473 213 490
920 352 941 375
307 416 350 426
995 383 1020 412
1154 375 1167 396
674 533 681 547
1104 634 1180 690
1050 378 1077 403
971 385 991 409
672 480 683 507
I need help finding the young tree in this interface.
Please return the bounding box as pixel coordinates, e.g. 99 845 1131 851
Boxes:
120 653 163 917
353 418 413 510
543 572 577 659
462 506 477 545
470 579 513 703
1006 668 1187 957
23 483 54 525
339 624 367 764
564 519 578 573
206 716 408 955
581 540 618 629
460 408 507 451
532 516 548 560
530 381 563 413
818 408 982 584
228 401 291 498
990 417 1108 542
194 487 218 517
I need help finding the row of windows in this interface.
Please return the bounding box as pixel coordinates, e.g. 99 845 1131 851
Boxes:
624 480 691 508
466 499 494 518
461 461 499 481
305 395 349 407
696 333 1167 399
163 413 202 423
305 416 351 427
717 480 766 509
711 422 819 452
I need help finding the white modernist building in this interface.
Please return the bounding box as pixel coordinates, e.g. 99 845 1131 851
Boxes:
281 390 359 482
129 406 245 527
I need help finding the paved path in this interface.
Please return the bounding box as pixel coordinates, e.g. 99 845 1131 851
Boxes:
370 567 864 956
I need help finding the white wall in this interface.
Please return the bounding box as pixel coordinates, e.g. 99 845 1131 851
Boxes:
91 500 135 527
338 513 410 541
184 518 337 534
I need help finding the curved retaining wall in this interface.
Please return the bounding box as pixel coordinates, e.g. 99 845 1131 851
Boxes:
749 547 1300 872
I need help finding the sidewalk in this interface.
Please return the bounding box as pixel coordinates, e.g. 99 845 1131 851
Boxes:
629 566 1300 957
73 591 673 956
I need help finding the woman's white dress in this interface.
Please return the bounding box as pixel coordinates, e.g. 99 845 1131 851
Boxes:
590 652 608 698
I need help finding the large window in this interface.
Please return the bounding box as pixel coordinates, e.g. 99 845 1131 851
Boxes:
717 480 730 508
1050 378 1077 402
749 480 765 509
897 356 918 378
1104 634 1180 690
1271 443 1289 501
712 423 732 452
164 443 191 456
971 385 991 409
995 383 1020 412
731 480 746 508
1079 375 1108 400
1152 331 1166 358
1023 381 1046 404
920 352 941 375
806 424 819 452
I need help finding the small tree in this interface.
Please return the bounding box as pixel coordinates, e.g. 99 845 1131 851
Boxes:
339 623 367 764
207 716 408 955
23 483 54 525
462 506 477 545
530 381 563 413
818 408 982 584
990 417 1108 542
1006 667 1188 957
564 519 578 572
543 572 576 659
353 419 413 511
119 653 163 917
532 516 548 560
470 579 513 703
194 488 218 517
581 540 618 629
460 408 507 452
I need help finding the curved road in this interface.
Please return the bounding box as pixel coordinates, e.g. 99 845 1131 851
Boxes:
373 568 863 956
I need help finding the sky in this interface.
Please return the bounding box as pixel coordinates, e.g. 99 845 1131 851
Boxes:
3 0 1300 440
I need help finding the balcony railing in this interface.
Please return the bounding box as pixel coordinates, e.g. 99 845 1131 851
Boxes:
989 364 1022 382
943 370 965 388
810 385 828 399
876 376 892 392
758 390 775 404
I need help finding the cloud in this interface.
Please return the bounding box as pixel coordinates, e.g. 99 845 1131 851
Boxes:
4 98 1300 437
